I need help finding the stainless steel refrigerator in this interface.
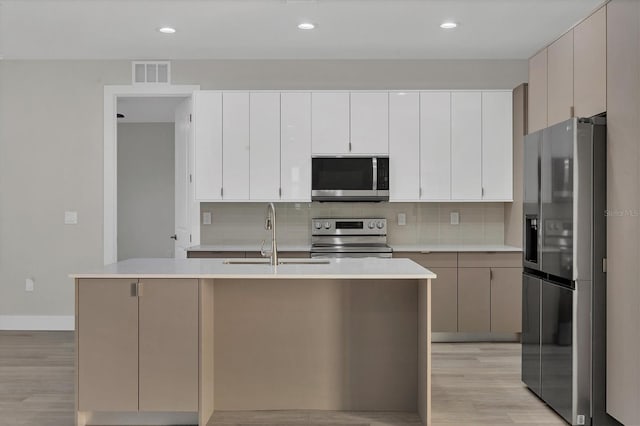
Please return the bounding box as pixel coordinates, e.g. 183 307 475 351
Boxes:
522 117 617 426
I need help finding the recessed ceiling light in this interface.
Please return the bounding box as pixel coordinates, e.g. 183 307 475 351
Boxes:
298 23 316 30
440 22 457 29
158 27 176 34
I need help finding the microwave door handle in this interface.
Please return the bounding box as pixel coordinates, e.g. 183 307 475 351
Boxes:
372 157 378 190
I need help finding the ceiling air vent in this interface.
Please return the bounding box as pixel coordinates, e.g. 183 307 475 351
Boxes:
132 61 171 85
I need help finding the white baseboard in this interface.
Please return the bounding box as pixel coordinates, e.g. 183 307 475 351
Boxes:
0 315 75 331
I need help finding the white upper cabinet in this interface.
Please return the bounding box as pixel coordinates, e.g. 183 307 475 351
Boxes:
249 93 281 201
222 92 250 200
193 91 222 201
451 92 483 200
482 91 513 201
350 92 389 154
311 92 350 155
281 93 312 202
420 92 452 200
389 92 420 201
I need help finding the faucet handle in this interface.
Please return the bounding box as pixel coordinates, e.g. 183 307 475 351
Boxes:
260 240 271 257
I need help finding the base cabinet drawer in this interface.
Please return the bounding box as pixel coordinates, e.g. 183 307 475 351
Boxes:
77 278 199 412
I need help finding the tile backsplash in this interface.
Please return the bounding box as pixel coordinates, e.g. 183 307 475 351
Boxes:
199 202 505 246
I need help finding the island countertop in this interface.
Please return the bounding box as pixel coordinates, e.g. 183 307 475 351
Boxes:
71 257 436 280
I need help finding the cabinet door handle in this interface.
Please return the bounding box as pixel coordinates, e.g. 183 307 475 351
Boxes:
349 142 352 152
130 282 138 297
137 282 144 297
490 269 493 281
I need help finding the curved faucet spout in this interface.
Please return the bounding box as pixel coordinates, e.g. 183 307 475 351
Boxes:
265 203 278 266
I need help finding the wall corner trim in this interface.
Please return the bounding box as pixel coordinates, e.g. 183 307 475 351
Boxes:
0 315 75 331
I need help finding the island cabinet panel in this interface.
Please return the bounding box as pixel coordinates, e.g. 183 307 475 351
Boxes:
490 268 523 333
574 6 607 118
77 279 139 411
547 30 574 126
138 279 199 412
457 268 491 332
451 92 482 200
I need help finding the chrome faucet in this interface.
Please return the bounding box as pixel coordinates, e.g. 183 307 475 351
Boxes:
261 202 278 266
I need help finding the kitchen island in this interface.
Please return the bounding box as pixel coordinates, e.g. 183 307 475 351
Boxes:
71 258 435 426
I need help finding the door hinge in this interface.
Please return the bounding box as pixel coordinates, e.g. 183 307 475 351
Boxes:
189 113 192 122
603 258 607 273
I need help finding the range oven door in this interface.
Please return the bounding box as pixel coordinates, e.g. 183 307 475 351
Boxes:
312 157 389 201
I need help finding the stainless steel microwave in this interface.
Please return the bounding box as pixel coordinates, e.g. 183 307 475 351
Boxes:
311 157 389 201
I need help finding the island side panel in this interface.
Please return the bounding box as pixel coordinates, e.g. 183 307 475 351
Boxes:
199 279 215 426
212 278 419 411
418 278 432 426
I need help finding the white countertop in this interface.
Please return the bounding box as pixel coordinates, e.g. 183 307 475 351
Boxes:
390 244 522 253
187 244 311 252
71 258 436 280
188 244 521 253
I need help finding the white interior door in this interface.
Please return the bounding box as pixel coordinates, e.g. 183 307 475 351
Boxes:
174 98 192 258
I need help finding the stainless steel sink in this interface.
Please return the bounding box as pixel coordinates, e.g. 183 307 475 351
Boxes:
223 258 330 265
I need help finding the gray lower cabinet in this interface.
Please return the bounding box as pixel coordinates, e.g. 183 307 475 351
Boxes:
397 251 522 337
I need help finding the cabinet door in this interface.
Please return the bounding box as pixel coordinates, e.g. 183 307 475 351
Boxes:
222 92 250 200
429 267 458 333
458 268 491 332
420 92 451 200
451 92 482 200
78 279 139 411
193 91 222 200
389 92 420 201
528 49 548 134
250 92 281 200
138 279 199 411
490 268 523 333
482 91 513 201
350 92 389 154
574 6 606 118
547 30 574 126
281 92 311 201
311 92 350 154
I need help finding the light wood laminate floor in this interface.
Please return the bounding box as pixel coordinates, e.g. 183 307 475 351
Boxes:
0 332 565 426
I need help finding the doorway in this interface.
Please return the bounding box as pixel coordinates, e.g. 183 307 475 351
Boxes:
116 97 185 260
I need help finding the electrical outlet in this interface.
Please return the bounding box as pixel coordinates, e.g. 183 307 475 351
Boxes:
397 213 407 226
202 212 212 225
25 278 35 292
450 211 460 225
64 211 78 225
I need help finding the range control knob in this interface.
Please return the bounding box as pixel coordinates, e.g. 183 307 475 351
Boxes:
324 221 331 229
314 221 322 230
376 221 385 229
367 221 375 229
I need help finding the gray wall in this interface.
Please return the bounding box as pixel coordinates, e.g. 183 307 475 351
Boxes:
0 58 527 318
117 123 175 261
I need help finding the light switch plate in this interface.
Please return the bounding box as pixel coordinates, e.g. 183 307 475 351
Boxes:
202 212 212 225
397 213 407 226
64 211 78 225
450 211 459 225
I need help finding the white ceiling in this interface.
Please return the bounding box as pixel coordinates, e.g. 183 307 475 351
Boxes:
0 0 605 60
117 97 186 123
